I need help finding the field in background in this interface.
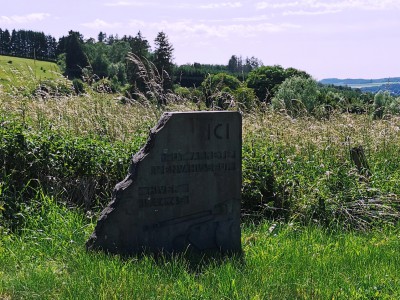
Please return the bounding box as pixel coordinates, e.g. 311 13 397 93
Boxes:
0 55 60 79
320 77 400 95
0 55 61 93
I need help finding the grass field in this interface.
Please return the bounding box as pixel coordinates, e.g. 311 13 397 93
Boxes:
0 55 61 95
1 195 399 300
0 55 60 80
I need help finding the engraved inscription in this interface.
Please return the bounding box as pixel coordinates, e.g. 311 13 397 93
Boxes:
139 196 189 208
139 184 189 196
151 162 236 175
138 184 190 208
161 150 236 162
152 150 237 175
208 123 230 140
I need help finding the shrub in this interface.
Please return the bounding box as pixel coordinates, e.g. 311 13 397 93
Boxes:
72 78 86 95
373 91 400 119
272 76 320 117
246 65 311 103
201 73 242 107
35 78 75 98
0 122 141 228
233 87 257 111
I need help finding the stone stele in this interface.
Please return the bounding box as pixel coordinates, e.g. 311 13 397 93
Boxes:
86 111 242 255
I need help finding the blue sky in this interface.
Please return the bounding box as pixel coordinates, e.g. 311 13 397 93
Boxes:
1 0 399 79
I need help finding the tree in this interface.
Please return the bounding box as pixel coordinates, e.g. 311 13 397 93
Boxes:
98 31 107 43
0 29 11 55
153 31 174 90
130 31 150 58
64 31 89 78
109 40 130 63
127 31 151 92
243 56 263 73
246 65 311 102
84 41 110 78
228 55 241 73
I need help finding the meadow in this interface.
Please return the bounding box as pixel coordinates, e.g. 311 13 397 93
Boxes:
0 55 61 95
1 68 400 298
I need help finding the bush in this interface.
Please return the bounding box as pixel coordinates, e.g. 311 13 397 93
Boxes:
373 91 400 119
233 87 257 111
72 78 86 95
35 78 75 98
272 76 320 117
201 73 242 107
246 65 311 103
0 122 141 228
242 137 279 219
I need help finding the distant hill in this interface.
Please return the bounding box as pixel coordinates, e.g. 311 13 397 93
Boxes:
320 77 400 95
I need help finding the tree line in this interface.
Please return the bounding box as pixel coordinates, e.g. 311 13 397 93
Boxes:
0 28 57 61
1 27 377 115
0 28 264 89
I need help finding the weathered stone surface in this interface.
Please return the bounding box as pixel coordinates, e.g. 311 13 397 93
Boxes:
86 111 242 255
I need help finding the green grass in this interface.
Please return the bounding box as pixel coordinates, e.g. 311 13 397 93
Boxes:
0 195 399 299
0 55 60 81
0 55 62 96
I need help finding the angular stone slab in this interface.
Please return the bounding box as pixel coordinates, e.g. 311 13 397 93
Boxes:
86 111 242 255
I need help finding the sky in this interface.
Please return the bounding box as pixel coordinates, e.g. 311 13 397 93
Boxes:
1 0 399 80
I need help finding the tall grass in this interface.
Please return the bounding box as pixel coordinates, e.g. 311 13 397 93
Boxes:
242 110 400 228
1 88 400 228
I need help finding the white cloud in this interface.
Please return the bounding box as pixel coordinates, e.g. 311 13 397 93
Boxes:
256 2 300 10
282 9 341 16
82 19 123 29
103 1 155 7
0 13 50 25
128 18 300 38
199 2 243 9
256 0 400 12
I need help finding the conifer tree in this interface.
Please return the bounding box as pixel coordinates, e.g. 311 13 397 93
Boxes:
153 31 174 90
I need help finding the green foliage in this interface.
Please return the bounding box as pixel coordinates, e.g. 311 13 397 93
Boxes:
227 55 263 74
64 31 89 78
242 137 278 218
35 78 75 98
0 28 57 61
201 73 242 108
108 40 131 63
233 87 257 111
373 91 400 119
246 65 284 101
108 62 127 85
153 32 174 91
2 81 400 230
319 84 373 114
272 76 320 117
201 73 241 92
246 65 311 102
127 53 179 105
0 121 143 228
174 63 229 88
72 78 86 94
